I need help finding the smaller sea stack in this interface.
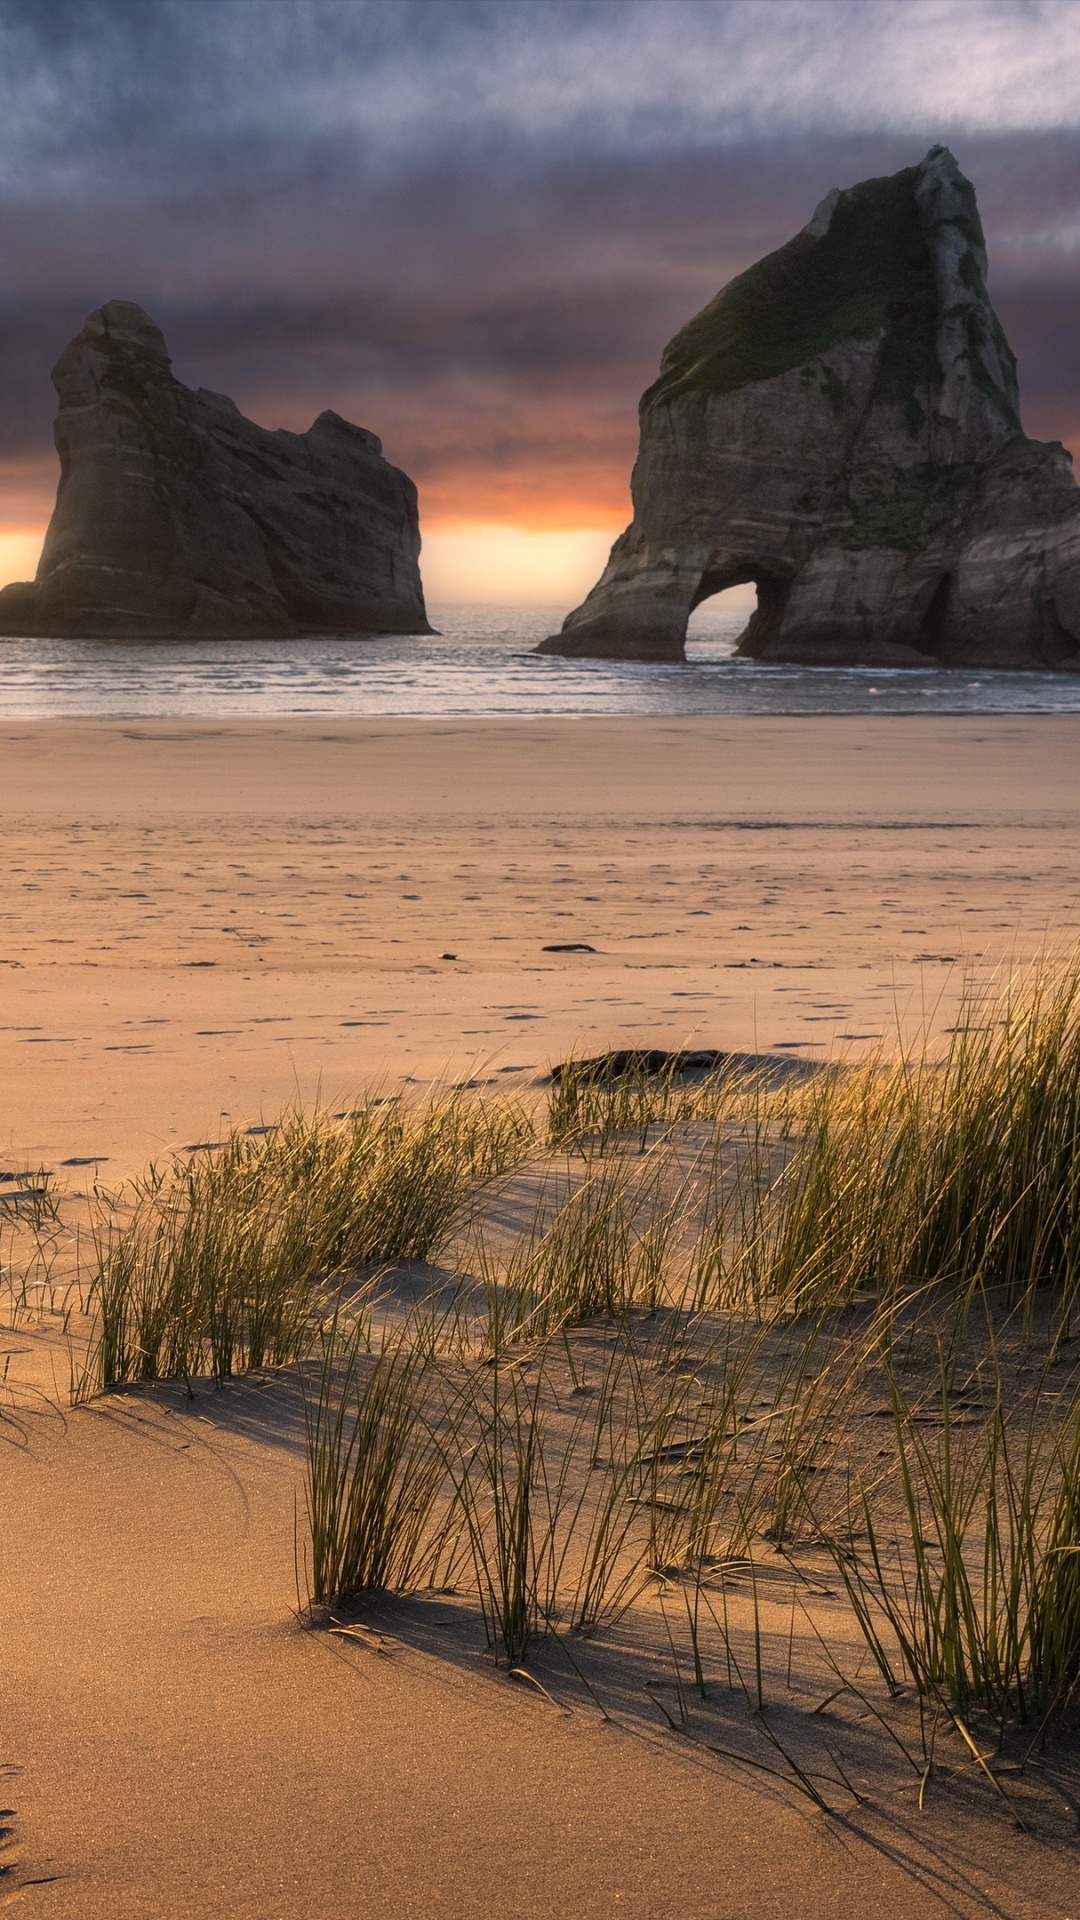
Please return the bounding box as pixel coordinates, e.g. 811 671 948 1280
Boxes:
0 301 431 640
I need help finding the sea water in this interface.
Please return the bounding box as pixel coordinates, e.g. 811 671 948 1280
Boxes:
2 601 1079 718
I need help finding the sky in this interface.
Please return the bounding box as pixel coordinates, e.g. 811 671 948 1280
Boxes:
2 0 1080 604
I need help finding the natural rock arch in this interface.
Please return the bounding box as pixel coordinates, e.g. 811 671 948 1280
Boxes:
538 148 1080 670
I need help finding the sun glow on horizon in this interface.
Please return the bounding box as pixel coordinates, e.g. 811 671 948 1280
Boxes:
0 531 44 589
0 521 627 611
419 522 622 606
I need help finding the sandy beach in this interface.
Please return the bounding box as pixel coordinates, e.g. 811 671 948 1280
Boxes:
3 714 1078 1179
4 713 1080 1917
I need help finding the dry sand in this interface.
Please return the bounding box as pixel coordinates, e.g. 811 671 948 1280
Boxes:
4 714 1080 1916
6 1360 1080 1919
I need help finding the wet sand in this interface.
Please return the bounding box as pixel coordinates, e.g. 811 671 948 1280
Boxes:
2 715 1078 1180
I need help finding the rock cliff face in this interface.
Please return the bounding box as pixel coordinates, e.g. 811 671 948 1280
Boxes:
0 301 430 640
539 148 1080 668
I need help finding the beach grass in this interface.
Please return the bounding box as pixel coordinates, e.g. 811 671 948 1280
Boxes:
304 1296 468 1606
58 954 1080 1774
80 1087 534 1392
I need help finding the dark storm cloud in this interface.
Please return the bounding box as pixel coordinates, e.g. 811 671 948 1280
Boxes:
2 1 1080 525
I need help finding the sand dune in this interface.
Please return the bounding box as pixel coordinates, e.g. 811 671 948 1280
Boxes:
3 1351 1078 1918
4 714 1080 1915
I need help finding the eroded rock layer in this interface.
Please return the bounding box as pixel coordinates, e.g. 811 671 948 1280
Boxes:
0 301 430 640
539 148 1080 668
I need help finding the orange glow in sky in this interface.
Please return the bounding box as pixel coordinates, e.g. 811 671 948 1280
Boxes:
0 517 628 609
421 523 621 604
0 440 636 605
0 531 45 591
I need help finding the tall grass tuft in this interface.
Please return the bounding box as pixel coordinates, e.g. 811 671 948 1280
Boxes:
690 959 1080 1315
477 1149 695 1347
304 1301 464 1606
821 1332 1080 1731
447 1329 701 1662
84 1091 534 1392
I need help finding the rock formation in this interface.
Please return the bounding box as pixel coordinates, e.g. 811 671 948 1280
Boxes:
539 148 1080 668
0 301 430 640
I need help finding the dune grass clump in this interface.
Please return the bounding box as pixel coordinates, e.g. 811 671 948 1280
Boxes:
424 1333 692 1661
825 1325 1080 1733
305 1269 857 1664
304 1302 465 1606
85 1090 534 1392
690 963 1080 1318
302 1306 660 1641
302 1277 789 1651
477 1150 694 1348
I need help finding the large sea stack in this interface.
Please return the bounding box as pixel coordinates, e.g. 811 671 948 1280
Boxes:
0 301 430 640
539 148 1080 668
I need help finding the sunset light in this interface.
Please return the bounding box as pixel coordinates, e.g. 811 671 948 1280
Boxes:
420 522 621 605
0 531 43 590
0 523 627 608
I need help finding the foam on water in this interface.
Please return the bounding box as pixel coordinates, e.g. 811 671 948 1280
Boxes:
2 602 1079 717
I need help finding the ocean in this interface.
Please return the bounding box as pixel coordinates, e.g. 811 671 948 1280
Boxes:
2 600 1079 718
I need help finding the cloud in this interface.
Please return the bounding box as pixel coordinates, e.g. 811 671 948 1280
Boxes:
6 0 1080 192
2 2 1080 567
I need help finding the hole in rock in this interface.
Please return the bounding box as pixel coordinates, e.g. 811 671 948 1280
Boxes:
686 570 787 657
686 581 757 653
